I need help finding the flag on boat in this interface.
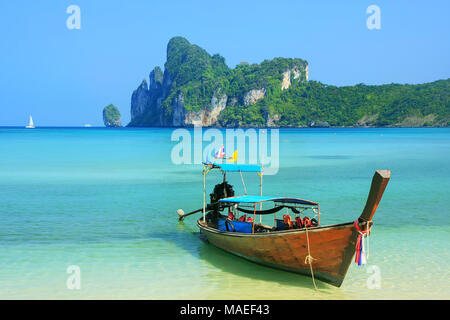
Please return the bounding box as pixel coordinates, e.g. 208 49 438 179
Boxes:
228 150 238 163
214 145 225 159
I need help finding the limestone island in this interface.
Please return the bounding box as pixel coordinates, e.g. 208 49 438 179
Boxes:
123 37 449 128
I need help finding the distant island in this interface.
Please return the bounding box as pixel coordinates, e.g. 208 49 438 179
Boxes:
125 36 449 128
103 104 122 127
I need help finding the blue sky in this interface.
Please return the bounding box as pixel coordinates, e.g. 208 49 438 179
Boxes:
0 0 449 126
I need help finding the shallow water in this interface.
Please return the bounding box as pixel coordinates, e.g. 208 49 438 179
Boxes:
0 127 448 299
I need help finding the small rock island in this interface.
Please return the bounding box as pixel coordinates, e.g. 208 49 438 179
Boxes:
103 104 122 127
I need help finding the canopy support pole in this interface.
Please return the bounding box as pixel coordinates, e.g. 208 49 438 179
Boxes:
240 171 248 195
203 166 206 223
252 203 256 233
259 171 263 223
317 204 320 226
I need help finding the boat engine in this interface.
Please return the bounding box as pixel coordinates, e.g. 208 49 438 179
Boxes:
209 182 234 213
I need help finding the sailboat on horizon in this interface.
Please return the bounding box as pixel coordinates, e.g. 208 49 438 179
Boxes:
25 115 35 128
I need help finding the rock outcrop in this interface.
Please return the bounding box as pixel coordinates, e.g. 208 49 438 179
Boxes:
243 89 266 106
103 104 122 127
281 68 302 90
172 92 185 126
184 90 228 126
131 80 150 121
130 67 166 126
309 121 330 128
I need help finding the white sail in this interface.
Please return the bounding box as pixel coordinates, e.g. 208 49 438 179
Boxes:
26 115 35 128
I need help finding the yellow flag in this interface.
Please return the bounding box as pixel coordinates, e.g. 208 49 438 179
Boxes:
229 150 237 162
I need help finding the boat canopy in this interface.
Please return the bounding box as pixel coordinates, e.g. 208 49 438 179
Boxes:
204 162 262 173
219 195 318 206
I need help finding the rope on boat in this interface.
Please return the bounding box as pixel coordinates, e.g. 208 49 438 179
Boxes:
366 222 370 259
354 220 372 266
239 171 248 195
304 226 318 290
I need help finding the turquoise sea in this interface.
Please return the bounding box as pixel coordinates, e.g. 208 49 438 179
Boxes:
0 127 449 299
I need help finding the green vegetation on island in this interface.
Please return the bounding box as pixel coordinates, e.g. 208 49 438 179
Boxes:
103 104 122 127
222 79 450 127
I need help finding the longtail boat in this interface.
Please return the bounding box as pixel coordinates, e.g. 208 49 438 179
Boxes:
179 163 390 287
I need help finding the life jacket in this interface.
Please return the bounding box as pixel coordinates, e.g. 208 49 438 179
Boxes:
238 214 247 222
247 217 254 223
295 216 303 228
227 210 235 220
283 214 293 229
303 216 312 228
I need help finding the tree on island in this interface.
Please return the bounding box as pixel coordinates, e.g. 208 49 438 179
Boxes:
103 104 122 127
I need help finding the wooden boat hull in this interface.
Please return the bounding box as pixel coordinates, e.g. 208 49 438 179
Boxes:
198 220 358 287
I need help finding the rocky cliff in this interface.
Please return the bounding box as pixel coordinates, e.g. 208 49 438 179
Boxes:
128 37 308 127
